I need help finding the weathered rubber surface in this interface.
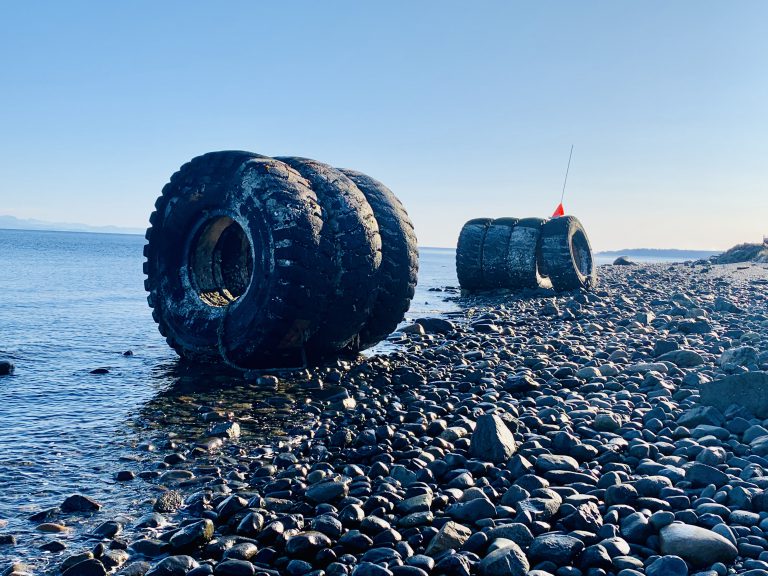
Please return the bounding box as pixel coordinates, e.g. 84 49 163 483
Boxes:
505 217 549 290
481 218 519 288
456 218 493 291
145 152 334 368
144 151 263 363
338 169 418 350
277 158 382 353
539 215 596 291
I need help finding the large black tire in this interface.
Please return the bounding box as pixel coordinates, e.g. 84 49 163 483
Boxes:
505 217 549 289
456 218 493 291
481 218 519 288
144 152 333 368
539 215 596 291
276 158 382 353
338 169 418 349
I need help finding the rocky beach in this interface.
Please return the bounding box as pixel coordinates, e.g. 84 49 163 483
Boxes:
4 260 768 576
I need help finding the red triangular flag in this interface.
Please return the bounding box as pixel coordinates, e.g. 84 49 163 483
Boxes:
552 203 565 217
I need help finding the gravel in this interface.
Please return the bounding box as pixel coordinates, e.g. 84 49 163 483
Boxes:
5 262 768 576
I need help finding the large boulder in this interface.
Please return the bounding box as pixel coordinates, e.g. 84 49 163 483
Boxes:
659 523 737 566
470 414 517 463
699 372 768 418
719 346 758 368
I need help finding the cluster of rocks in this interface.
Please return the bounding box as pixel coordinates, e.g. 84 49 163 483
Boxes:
3 262 768 576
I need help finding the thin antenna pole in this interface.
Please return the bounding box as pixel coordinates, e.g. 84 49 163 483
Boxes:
560 144 574 205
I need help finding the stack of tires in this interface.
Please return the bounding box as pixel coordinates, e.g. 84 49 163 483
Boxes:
456 215 596 292
144 151 418 369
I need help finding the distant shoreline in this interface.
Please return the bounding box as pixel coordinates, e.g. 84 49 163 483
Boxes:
0 228 727 256
0 227 144 237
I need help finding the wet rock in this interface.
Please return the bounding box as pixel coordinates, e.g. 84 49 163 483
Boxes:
285 531 333 558
214 560 255 576
470 414 517 463
117 562 151 576
61 494 102 513
0 360 14 376
306 479 349 503
0 535 16 546
209 421 241 439
62 559 107 576
154 490 184 513
36 522 69 533
659 524 738 567
145 556 199 576
169 519 215 550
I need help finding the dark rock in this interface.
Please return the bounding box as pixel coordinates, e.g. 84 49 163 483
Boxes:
678 406 724 428
145 556 200 576
352 562 394 576
61 494 102 513
470 414 517 463
646 556 688 576
169 519 214 550
528 534 584 564
62 559 107 576
0 360 15 376
478 542 529 576
286 531 333 558
0 534 16 546
306 480 349 504
685 463 730 487
415 318 455 334
613 257 636 266
214 560 255 576
447 497 496 523
92 520 122 538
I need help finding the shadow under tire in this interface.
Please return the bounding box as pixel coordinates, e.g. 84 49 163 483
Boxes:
539 215 596 291
338 169 418 350
456 218 493 291
144 152 332 368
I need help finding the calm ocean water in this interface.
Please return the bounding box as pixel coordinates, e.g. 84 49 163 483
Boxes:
0 229 458 565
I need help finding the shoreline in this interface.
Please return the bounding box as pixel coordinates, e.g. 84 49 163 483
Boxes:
3 261 768 576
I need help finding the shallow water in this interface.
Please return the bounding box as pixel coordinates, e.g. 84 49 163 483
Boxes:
0 229 457 565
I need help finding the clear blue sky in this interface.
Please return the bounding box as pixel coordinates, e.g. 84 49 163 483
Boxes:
1 1 766 250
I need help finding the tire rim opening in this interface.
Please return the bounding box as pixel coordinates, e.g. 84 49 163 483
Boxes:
571 229 593 277
190 216 253 307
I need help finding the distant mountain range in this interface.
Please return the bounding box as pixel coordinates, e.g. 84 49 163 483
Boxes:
0 215 144 235
596 248 721 259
